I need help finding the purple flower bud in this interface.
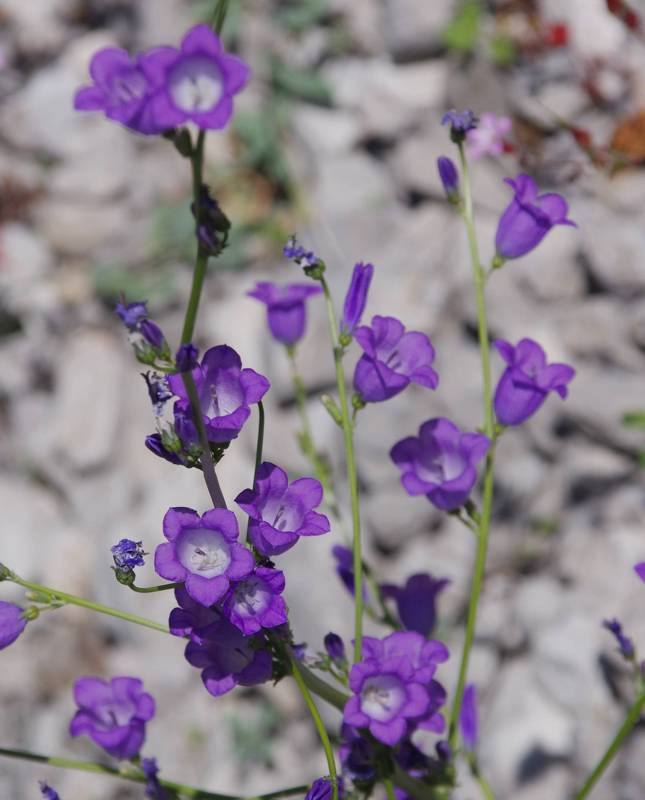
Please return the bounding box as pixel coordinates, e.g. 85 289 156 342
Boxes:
435 740 452 763
115 300 148 331
145 433 184 465
305 777 344 800
140 319 167 352
437 156 459 203
283 234 316 264
339 725 376 781
603 618 634 660
222 567 288 635
69 676 156 760
39 783 61 800
340 262 374 337
459 684 478 750
141 757 167 799
0 601 28 650
381 574 450 637
175 343 199 373
292 642 307 661
111 539 146 570
493 338 575 426
634 562 645 582
441 109 478 142
495 174 576 260
324 632 346 663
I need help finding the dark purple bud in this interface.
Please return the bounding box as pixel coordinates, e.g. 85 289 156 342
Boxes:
145 434 184 465
435 740 452 763
39 783 61 800
324 632 346 663
340 262 374 337
141 757 167 799
111 539 146 570
603 618 635 660
441 108 477 142
176 343 199 373
115 300 148 330
437 156 459 203
459 684 478 751
292 642 307 661
140 319 167 352
0 601 28 650
305 777 343 800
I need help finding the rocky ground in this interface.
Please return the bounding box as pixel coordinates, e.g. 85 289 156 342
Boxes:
2 1 645 798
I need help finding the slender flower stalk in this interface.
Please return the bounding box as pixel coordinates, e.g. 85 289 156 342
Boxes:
8 573 169 635
320 276 364 662
574 693 645 800
128 581 184 594
0 747 307 800
448 142 497 750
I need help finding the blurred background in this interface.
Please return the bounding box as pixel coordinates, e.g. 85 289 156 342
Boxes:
2 0 645 798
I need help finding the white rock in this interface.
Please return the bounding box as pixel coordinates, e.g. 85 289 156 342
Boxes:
383 0 456 60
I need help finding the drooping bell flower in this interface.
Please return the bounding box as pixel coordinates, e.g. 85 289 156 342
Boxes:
380 573 450 637
247 282 322 346
222 566 288 635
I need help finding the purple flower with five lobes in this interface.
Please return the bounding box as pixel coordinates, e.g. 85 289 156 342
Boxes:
235 461 330 556
362 631 449 686
0 601 28 650
353 316 439 403
390 418 490 512
340 262 374 337
381 573 450 638
495 173 576 260
343 656 431 746
168 345 269 444
169 585 221 642
222 566 288 635
493 338 575 426
142 25 250 131
184 617 272 697
69 676 155 760
436 156 459 203
154 507 254 607
247 282 322 346
459 684 478 750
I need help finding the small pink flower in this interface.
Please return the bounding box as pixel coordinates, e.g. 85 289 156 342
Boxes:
466 112 513 160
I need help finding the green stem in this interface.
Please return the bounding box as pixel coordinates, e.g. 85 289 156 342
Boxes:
290 656 339 800
384 778 396 800
574 693 645 800
128 581 183 594
474 767 495 800
0 747 306 800
9 574 169 635
320 277 363 663
298 664 349 711
211 0 230 33
448 143 496 751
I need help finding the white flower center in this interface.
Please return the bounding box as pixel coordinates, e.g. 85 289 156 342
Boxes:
177 528 231 578
360 675 405 722
169 56 223 113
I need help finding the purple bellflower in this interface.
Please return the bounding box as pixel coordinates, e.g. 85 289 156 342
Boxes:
235 462 330 556
493 338 575 426
436 156 459 203
441 109 477 142
142 25 250 131
634 563 645 582
603 618 634 660
111 538 146 570
168 586 220 642
381 574 450 638
305 777 344 800
69 676 155 760
459 684 478 750
361 631 449 685
222 566 288 635
39 783 61 800
353 316 439 403
184 618 272 697
247 282 322 346
340 262 374 338
0 601 28 650
466 112 512 160
390 418 490 511
154 507 254 607
495 174 576 260
168 345 269 444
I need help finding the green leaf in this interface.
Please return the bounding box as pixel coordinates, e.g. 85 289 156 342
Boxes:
276 0 327 31
270 56 333 106
488 33 517 67
623 411 645 429
442 0 483 54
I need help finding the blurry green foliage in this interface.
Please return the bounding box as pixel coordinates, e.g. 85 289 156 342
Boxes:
276 0 327 31
270 55 333 106
230 701 281 769
442 0 483 55
488 33 517 67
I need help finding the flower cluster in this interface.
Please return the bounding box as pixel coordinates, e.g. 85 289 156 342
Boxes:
75 25 249 134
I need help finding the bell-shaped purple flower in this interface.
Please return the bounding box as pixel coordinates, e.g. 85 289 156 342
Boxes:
142 25 250 131
222 566 288 635
154 507 254 607
0 601 28 650
495 174 576 260
69 676 155 760
340 262 374 337
493 338 575 426
235 462 330 556
361 631 449 685
353 316 438 403
459 684 478 751
184 618 272 697
247 282 322 346
168 345 269 444
381 574 450 638
115 300 148 330
74 49 160 134
390 418 490 511
168 586 220 642
436 156 459 203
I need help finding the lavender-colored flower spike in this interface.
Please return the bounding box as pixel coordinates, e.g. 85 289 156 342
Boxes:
460 684 478 750
39 782 61 800
340 262 374 337
493 338 575 426
141 25 250 131
381 574 450 637
0 601 28 650
247 282 322 346
390 418 490 511
466 112 512 160
495 174 576 260
603 618 634 660
155 507 253 607
437 156 459 203
235 462 330 556
634 563 645 582
353 315 438 403
111 539 146 570
74 49 160 134
305 777 344 800
69 676 155 760
222 566 288 635
441 108 477 142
